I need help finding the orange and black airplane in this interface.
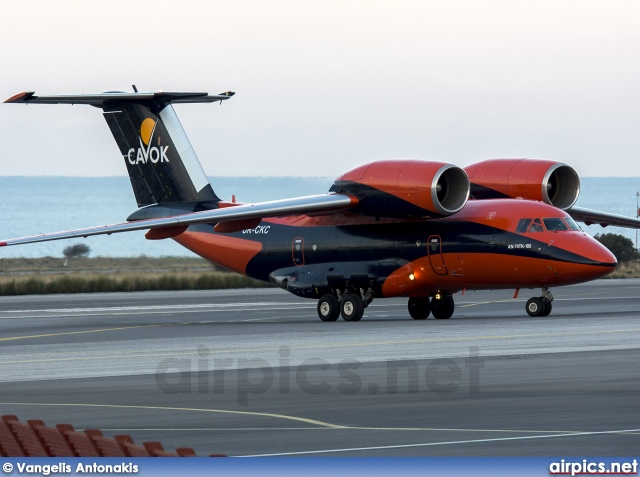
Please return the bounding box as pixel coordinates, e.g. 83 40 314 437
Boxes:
3 89 639 321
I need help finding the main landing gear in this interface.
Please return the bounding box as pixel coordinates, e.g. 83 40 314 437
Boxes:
317 290 372 322
316 291 456 322
408 294 455 320
317 294 340 321
525 287 554 317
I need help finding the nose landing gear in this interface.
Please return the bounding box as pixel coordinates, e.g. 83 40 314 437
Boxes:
526 288 553 317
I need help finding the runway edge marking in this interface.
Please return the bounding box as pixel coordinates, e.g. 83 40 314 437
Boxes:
240 428 640 457
0 402 346 429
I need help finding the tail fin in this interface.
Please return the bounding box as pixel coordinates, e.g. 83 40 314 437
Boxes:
5 90 234 207
103 102 218 206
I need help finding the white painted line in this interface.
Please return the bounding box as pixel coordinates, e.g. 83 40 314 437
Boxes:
459 296 640 308
240 428 640 457
0 306 317 321
0 302 292 313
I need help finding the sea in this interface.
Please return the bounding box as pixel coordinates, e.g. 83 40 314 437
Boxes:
1 176 639 258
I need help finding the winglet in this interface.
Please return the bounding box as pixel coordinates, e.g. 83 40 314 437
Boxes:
4 92 35 103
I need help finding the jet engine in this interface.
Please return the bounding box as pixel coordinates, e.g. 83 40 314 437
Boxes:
464 159 580 210
331 160 470 218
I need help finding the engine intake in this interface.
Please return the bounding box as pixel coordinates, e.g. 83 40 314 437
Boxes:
543 163 581 210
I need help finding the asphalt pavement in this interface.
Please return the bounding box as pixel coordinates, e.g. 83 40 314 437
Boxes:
0 280 639 456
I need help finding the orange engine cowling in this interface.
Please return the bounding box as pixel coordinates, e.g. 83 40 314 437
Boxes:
464 158 580 210
330 160 470 218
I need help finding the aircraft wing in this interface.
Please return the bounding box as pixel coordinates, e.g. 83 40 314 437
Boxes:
568 206 640 229
0 194 357 247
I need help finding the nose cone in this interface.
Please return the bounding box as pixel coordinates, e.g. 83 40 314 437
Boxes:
553 233 617 284
589 238 618 267
582 235 618 279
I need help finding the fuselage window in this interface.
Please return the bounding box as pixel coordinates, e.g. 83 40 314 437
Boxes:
563 217 582 231
543 218 569 231
516 218 532 233
528 218 544 232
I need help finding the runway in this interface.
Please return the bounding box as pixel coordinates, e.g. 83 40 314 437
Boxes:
0 280 639 456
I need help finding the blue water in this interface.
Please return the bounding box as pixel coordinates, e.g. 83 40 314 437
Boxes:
0 176 638 258
0 176 332 258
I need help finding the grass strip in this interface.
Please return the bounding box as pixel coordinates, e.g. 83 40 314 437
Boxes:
0 271 272 296
603 261 640 278
0 256 212 273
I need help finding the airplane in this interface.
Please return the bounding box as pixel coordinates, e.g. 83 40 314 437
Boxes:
3 89 640 322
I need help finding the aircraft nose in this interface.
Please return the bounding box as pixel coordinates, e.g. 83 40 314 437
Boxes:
582 235 618 278
590 237 618 267
551 233 617 283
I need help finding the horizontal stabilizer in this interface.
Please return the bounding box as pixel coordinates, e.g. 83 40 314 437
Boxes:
4 91 235 107
0 194 358 247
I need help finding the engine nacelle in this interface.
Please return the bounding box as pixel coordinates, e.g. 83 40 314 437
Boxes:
464 159 580 210
330 160 470 218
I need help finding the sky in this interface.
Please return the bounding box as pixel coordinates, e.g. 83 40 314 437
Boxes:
1 0 640 178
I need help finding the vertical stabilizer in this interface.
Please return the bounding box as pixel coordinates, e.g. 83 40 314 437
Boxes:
104 102 218 207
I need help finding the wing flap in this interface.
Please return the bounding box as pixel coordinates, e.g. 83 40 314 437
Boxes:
0 194 357 247
568 206 640 229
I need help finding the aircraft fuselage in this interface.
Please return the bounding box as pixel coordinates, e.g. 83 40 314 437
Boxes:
174 199 617 300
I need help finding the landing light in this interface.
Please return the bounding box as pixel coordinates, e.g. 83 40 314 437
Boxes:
409 273 415 281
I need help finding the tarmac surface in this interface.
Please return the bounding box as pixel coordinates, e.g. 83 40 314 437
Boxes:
0 280 639 456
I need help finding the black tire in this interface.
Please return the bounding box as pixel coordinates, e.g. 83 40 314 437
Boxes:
317 294 340 321
431 295 454 319
341 293 364 321
408 297 431 320
541 301 552 317
526 297 545 317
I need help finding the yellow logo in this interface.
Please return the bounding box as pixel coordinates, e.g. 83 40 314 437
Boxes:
140 118 156 146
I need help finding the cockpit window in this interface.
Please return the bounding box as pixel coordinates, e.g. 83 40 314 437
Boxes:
563 217 581 231
543 218 569 231
516 218 532 233
528 218 544 232
518 217 577 233
516 218 548 232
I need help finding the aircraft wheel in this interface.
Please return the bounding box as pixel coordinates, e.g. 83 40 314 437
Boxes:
317 294 340 321
431 295 454 319
541 301 552 317
341 293 364 321
408 297 431 320
526 297 545 317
